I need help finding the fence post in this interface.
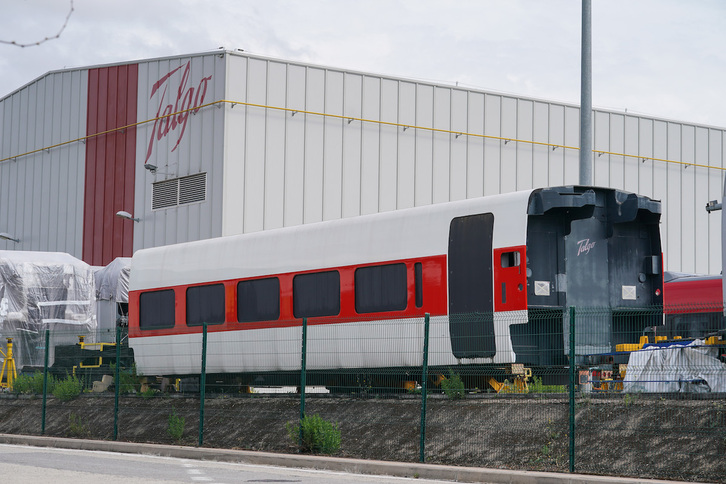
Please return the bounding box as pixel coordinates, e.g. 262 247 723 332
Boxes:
299 317 308 446
113 325 121 441
198 322 207 447
41 329 50 435
419 313 430 463
568 306 576 473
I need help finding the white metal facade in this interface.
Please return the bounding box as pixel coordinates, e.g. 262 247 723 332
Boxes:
1 51 725 273
0 69 87 256
134 53 227 249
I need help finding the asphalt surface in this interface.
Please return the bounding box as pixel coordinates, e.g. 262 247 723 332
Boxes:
0 443 462 484
0 433 698 484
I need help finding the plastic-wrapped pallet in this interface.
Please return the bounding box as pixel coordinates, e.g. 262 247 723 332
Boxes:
94 257 130 342
0 250 96 369
623 340 726 393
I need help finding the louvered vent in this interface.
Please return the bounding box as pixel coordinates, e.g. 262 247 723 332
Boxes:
152 179 178 210
152 173 206 210
178 173 206 205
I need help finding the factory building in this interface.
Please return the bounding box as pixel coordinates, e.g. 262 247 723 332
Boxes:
0 50 724 273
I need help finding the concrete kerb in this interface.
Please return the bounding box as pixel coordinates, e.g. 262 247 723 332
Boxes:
0 434 693 484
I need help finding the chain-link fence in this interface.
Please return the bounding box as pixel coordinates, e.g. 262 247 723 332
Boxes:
0 307 724 482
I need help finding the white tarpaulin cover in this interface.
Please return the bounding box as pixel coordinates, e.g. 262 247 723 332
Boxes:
0 250 96 369
94 257 130 302
623 340 726 393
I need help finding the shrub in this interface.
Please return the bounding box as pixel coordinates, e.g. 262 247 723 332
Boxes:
440 370 465 400
13 372 52 395
287 414 341 455
140 386 157 399
52 374 83 401
109 363 141 394
167 408 185 442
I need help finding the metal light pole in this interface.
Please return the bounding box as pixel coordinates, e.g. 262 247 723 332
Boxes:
579 0 593 186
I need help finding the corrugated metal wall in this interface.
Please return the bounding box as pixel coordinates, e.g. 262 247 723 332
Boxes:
592 112 725 274
133 53 227 250
223 53 725 274
0 70 88 256
83 64 138 266
1 51 724 274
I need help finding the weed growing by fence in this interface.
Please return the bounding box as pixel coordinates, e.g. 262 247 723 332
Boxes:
529 376 566 394
623 392 640 407
440 370 465 399
68 413 89 438
109 363 141 394
52 374 83 401
167 408 185 442
287 414 341 455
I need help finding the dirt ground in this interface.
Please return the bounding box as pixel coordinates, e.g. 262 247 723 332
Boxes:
0 391 724 483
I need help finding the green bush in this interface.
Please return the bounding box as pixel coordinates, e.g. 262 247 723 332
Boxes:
167 408 185 442
140 386 158 399
440 370 465 399
109 363 141 394
52 374 83 401
13 372 52 395
287 414 341 455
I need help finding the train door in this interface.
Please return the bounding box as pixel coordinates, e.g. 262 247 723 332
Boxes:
448 213 495 358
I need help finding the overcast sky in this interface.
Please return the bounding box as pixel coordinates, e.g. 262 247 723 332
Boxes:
1 1 724 128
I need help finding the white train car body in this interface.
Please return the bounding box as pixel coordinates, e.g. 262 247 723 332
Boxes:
128 186 663 377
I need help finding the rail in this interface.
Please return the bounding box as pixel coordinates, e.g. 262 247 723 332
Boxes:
1 99 723 171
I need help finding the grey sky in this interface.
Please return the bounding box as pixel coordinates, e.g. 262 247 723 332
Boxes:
1 0 724 128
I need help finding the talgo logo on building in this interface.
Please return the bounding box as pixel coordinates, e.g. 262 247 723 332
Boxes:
145 61 213 163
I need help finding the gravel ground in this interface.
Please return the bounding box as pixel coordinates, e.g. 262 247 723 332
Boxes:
0 392 724 483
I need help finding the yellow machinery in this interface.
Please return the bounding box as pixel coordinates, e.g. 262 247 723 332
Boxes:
0 338 18 391
71 335 117 375
488 364 532 394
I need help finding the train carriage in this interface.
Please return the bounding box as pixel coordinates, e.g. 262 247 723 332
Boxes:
663 272 724 339
127 186 663 380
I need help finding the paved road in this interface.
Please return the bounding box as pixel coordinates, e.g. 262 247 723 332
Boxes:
0 434 693 484
0 443 453 484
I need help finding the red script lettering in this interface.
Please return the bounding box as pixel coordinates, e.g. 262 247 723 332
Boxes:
144 61 212 164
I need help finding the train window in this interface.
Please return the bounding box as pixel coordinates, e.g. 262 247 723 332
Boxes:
355 263 407 314
237 278 280 323
501 251 520 268
293 271 340 318
139 289 176 330
186 284 226 326
415 262 423 308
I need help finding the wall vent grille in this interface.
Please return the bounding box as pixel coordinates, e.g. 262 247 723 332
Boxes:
152 173 206 210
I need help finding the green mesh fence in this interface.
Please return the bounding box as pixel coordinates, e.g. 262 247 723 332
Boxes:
0 306 724 482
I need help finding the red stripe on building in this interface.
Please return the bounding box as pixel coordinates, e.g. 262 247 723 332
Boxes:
82 64 138 266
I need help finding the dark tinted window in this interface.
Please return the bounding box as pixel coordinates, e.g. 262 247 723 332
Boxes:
139 290 176 330
186 284 226 326
355 263 407 313
501 251 520 268
237 278 280 322
414 262 423 308
293 271 340 318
